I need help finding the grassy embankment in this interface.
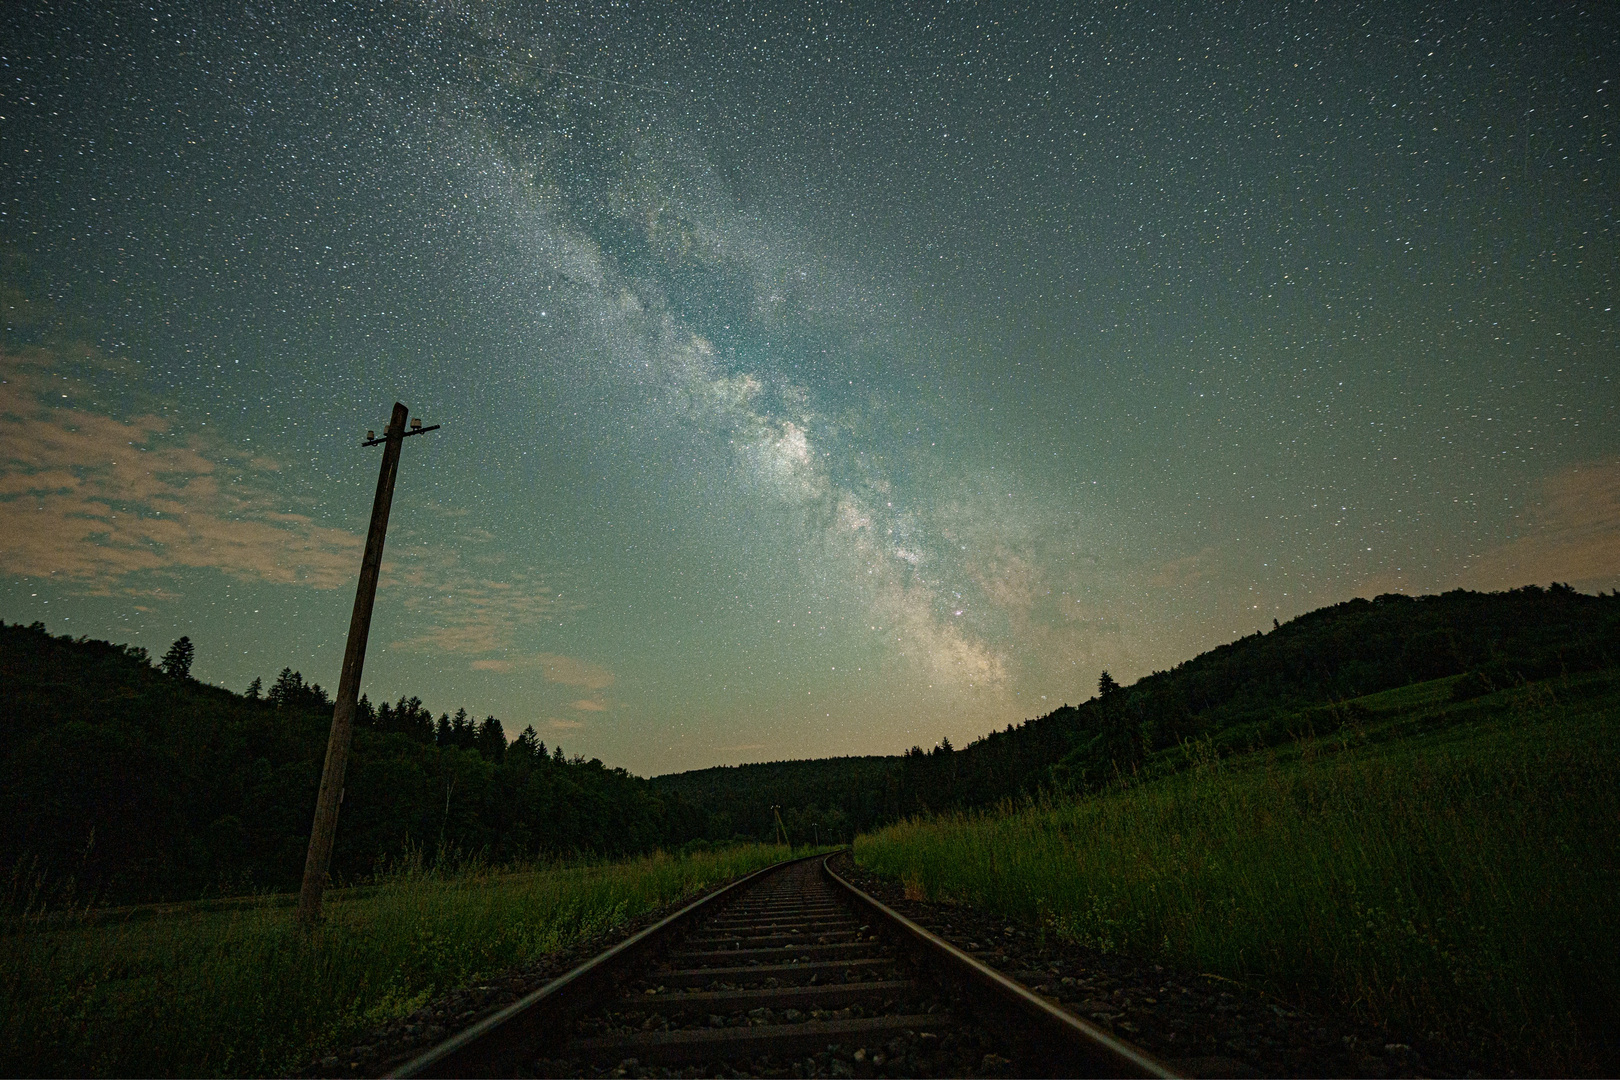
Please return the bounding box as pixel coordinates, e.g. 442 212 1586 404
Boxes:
1 843 795 1077
856 670 1620 1075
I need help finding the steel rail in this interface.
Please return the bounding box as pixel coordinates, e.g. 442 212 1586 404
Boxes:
822 857 1179 1079
388 851 826 1078
388 851 1182 1078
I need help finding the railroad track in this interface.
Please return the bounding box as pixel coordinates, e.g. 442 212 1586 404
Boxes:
390 852 1177 1078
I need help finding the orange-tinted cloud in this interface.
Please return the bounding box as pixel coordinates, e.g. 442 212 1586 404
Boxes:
0 348 360 590
1462 460 1620 592
468 652 615 690
540 655 615 689
1 347 585 668
569 698 610 712
382 540 584 667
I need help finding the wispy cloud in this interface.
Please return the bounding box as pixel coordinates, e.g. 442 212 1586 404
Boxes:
464 649 613 684
539 654 615 688
0 347 587 667
0 348 360 591
384 545 578 658
1462 460 1620 591
466 650 617 714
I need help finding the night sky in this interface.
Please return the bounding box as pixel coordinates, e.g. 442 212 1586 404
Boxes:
2 2 1615 775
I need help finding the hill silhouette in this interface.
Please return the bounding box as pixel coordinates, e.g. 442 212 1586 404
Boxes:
654 584 1620 837
0 622 691 904
4 584 1616 904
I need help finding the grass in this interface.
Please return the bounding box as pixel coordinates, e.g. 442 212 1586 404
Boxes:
0 843 794 1077
855 670 1620 1075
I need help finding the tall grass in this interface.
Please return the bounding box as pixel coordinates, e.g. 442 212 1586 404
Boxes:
856 679 1620 1074
0 844 791 1077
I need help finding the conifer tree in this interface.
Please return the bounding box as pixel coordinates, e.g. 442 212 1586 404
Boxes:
475 716 507 762
514 725 541 763
451 707 474 749
268 667 300 706
160 636 195 679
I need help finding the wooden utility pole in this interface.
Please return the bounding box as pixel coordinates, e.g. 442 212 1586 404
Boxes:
297 402 439 926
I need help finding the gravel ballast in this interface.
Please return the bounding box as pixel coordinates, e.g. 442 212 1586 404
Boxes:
307 854 1496 1078
832 853 1490 1079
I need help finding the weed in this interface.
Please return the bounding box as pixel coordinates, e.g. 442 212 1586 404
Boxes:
855 674 1620 1075
0 844 790 1077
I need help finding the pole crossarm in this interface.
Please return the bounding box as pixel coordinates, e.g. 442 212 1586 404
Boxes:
363 424 439 446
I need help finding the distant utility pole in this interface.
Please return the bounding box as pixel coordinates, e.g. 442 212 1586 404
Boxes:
297 402 440 926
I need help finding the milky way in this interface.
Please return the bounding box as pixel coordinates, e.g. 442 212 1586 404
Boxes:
1 2 1615 773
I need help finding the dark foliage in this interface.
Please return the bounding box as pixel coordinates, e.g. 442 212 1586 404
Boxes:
159 636 194 680
652 756 895 845
5 585 1615 905
657 585 1620 827
0 622 692 904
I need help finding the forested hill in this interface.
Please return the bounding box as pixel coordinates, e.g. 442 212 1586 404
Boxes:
0 621 702 905
655 584 1620 832
652 756 896 847
6 585 1616 904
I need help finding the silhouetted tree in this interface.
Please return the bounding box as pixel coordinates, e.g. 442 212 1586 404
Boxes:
0 620 688 903
1098 670 1121 697
267 668 331 711
452 707 476 750
513 725 540 764
244 676 262 700
382 695 433 742
7 582 1617 907
160 636 194 679
475 716 507 762
268 668 302 706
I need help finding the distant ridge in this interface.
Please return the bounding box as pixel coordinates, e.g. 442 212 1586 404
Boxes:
653 584 1620 840
3 585 1615 903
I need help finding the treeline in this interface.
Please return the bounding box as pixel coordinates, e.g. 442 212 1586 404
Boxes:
6 585 1617 905
652 756 897 845
658 585 1620 828
0 622 697 905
